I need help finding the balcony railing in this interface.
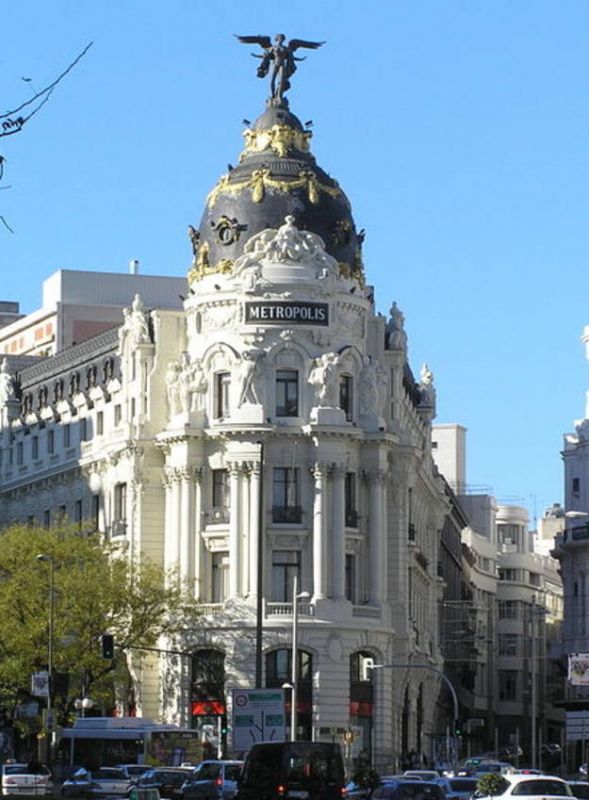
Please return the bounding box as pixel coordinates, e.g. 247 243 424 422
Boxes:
352 605 381 618
272 505 302 524
265 600 314 617
196 603 224 616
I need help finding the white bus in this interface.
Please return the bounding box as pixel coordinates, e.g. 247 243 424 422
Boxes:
59 717 205 769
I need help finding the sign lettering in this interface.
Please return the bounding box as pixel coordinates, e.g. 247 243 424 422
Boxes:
245 301 329 326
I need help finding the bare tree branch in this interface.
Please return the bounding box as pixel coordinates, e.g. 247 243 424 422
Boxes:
1 41 93 137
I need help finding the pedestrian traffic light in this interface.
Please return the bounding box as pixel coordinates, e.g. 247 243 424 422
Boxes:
100 634 114 659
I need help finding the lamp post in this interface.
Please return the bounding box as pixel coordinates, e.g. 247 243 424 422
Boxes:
36 554 54 761
290 574 310 741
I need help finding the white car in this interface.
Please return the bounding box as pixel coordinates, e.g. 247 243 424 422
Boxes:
0 763 52 796
474 775 573 800
404 772 442 782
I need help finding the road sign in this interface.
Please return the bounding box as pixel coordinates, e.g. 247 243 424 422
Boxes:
566 711 589 741
231 688 285 751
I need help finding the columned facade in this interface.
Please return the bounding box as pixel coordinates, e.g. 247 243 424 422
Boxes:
0 77 450 769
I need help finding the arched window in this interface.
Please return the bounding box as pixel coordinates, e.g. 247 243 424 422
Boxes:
350 652 374 764
266 648 312 740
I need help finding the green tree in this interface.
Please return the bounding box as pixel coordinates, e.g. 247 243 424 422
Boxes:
0 522 200 723
476 773 508 797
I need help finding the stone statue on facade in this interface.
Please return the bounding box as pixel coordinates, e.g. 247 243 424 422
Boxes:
237 349 264 407
120 294 151 350
419 362 436 407
235 34 324 104
309 352 340 407
386 301 407 350
0 359 16 405
165 360 183 417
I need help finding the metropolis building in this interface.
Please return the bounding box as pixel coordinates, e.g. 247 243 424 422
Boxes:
0 55 449 768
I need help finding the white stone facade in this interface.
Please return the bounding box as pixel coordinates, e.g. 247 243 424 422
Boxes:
0 216 448 768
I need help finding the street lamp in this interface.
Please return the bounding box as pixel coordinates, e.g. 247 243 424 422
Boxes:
290 574 310 741
36 554 54 761
74 697 94 717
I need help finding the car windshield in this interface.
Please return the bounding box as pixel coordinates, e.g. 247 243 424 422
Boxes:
224 765 242 782
94 769 127 780
5 766 39 776
512 781 572 796
396 782 445 800
195 764 221 780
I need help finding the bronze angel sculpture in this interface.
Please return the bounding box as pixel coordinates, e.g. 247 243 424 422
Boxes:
235 34 324 103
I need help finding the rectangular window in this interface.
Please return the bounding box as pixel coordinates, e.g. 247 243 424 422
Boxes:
215 372 231 418
80 418 88 442
47 429 55 454
499 670 518 701
211 552 229 602
211 469 230 522
345 553 356 603
271 550 301 602
272 467 301 523
498 633 520 656
91 494 100 531
32 436 39 460
63 424 70 448
573 477 581 497
498 600 520 620
113 483 127 535
27 515 35 527
114 404 122 426
43 509 51 528
57 505 67 525
345 472 358 527
96 411 104 436
339 374 353 421
275 370 299 417
16 442 23 465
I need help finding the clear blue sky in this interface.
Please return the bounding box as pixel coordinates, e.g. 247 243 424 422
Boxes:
2 1 588 524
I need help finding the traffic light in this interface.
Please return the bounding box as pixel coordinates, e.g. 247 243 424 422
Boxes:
100 634 114 659
454 719 464 737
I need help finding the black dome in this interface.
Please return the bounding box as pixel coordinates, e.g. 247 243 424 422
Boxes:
192 102 363 283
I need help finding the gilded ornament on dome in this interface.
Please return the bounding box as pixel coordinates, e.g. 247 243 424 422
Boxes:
211 215 246 245
206 166 343 210
242 124 312 158
333 219 352 247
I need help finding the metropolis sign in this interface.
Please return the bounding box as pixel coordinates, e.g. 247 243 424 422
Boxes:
245 301 329 326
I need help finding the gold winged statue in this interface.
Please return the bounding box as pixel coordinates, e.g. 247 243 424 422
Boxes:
235 33 325 104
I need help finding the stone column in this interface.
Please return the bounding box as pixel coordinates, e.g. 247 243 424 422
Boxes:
311 464 328 600
331 465 346 600
367 469 385 606
228 463 242 598
193 468 203 599
163 467 181 571
248 461 262 600
179 467 197 584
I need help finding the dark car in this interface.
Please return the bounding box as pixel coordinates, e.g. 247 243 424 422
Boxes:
180 761 242 800
137 768 195 800
371 780 447 800
567 781 589 799
235 741 346 800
